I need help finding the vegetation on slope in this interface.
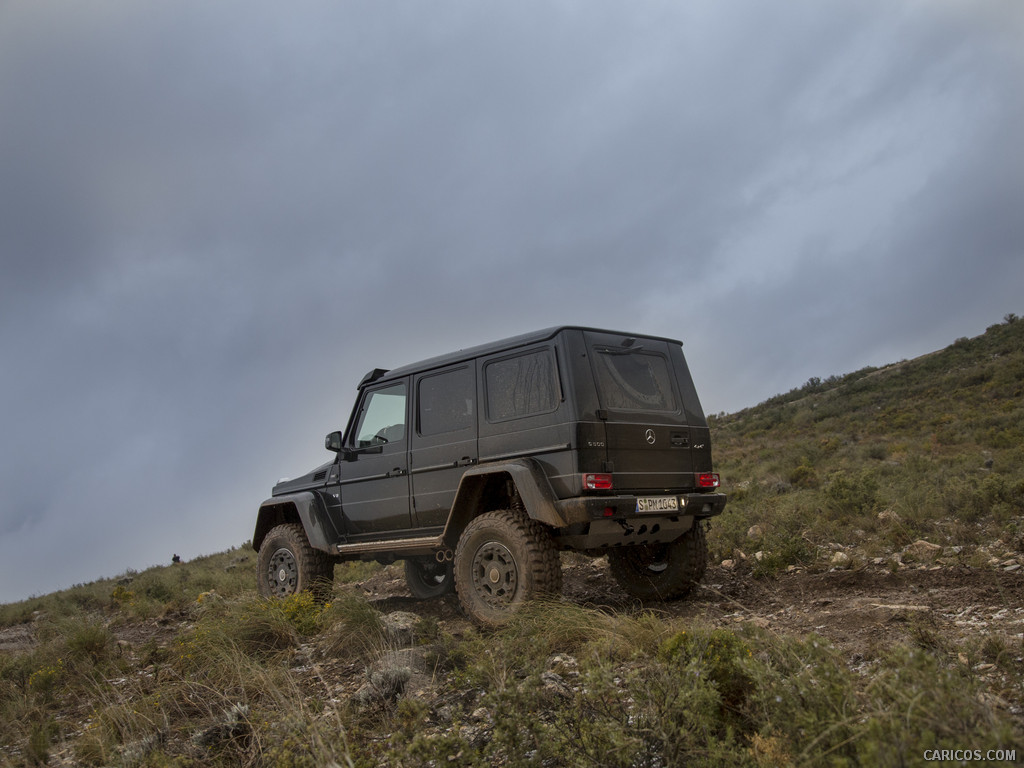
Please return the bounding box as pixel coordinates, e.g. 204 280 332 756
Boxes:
707 313 1024 574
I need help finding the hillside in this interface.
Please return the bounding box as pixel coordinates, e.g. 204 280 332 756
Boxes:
707 312 1024 573
1 317 1022 767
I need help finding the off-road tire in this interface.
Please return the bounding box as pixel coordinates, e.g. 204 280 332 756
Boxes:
257 523 334 601
454 509 562 626
404 559 455 599
608 522 707 601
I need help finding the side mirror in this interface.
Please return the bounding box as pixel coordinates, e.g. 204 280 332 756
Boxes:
325 431 343 453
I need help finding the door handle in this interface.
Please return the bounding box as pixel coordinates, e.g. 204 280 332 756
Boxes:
389 467 407 477
456 457 477 467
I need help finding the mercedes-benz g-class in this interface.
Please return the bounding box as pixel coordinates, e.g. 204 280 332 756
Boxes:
253 327 726 624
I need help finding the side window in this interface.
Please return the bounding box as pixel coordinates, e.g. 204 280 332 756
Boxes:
485 348 559 422
593 350 676 411
354 383 407 447
418 367 474 436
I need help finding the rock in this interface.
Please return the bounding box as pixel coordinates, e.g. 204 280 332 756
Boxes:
732 549 748 561
877 509 901 523
547 654 579 678
382 611 421 646
540 671 573 699
721 559 736 570
904 540 942 561
754 551 765 562
746 524 765 540
830 551 851 568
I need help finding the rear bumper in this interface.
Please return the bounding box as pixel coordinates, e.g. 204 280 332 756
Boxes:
554 491 726 525
551 492 725 550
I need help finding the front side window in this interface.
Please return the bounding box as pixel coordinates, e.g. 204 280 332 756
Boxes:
485 349 558 421
355 383 407 447
593 350 676 411
419 367 474 436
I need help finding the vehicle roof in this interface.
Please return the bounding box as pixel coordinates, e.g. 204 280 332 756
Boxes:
367 326 684 387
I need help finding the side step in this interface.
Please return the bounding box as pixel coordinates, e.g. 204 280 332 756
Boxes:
331 535 443 558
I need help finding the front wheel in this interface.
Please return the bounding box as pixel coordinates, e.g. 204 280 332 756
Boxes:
257 523 335 601
454 509 562 626
404 559 454 599
608 523 707 601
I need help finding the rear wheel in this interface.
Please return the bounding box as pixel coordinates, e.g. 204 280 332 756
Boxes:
608 522 707 601
454 509 562 626
404 559 454 599
257 523 334 601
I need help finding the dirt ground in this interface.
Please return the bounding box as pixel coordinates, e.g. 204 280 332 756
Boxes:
2 559 1021 661
357 557 1024 656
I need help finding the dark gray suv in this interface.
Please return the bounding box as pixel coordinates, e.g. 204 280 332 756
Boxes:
253 327 726 624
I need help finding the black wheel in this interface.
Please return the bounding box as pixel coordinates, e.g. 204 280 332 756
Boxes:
608 523 707 601
404 559 454 599
257 523 334 601
454 509 562 626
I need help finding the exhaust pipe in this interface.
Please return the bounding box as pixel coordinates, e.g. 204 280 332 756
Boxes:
435 549 454 563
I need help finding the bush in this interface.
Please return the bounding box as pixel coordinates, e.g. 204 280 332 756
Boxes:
824 471 879 517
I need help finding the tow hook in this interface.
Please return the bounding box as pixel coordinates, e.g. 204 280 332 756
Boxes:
435 549 454 563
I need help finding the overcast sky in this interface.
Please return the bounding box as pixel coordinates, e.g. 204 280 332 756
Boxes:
1 0 1022 604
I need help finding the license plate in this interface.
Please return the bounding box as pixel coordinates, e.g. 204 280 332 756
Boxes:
636 496 680 513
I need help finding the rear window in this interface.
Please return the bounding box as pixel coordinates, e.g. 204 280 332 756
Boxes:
593 349 676 411
418 367 474 436
485 348 559 421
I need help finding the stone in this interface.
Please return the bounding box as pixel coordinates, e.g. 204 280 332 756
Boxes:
382 611 420 646
746 524 765 540
904 540 942 561
830 551 851 568
547 654 579 678
541 671 573 698
721 559 736 570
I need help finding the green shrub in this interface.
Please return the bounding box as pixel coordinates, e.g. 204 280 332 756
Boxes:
824 470 879 517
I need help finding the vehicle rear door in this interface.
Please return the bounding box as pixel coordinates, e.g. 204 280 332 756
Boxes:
584 330 694 492
409 364 478 529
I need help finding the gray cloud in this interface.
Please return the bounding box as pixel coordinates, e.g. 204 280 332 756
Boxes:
0 0 1021 602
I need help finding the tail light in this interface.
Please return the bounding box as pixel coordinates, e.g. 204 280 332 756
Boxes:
583 473 613 490
698 473 720 489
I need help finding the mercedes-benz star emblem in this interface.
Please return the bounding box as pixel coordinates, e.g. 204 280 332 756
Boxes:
645 429 656 445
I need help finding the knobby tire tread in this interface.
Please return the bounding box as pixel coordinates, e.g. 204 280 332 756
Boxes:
258 522 334 601
454 509 562 625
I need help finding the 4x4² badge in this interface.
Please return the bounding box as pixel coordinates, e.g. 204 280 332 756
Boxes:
645 428 656 445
